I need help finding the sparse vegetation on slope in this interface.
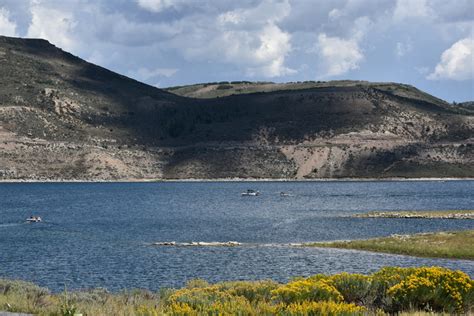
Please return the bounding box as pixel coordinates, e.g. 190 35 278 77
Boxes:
0 35 473 180
1 267 472 315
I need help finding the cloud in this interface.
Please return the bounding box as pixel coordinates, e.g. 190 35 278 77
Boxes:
170 0 295 78
313 16 371 77
93 11 179 46
316 33 364 77
393 0 432 21
131 67 178 81
26 4 77 52
136 0 187 13
426 0 474 23
245 23 295 77
427 37 474 80
415 66 430 75
395 40 412 57
0 8 17 36
0 0 472 100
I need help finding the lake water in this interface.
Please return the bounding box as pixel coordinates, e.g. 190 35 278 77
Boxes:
0 180 473 292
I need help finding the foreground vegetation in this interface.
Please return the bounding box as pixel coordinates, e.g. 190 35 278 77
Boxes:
1 267 473 315
354 210 474 219
307 230 474 260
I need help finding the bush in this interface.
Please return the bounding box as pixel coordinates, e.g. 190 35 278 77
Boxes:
0 279 49 298
277 301 366 315
329 272 371 305
271 278 343 304
0 279 50 313
0 267 473 315
216 84 233 90
368 266 416 310
166 286 234 310
215 280 279 303
165 288 253 315
387 267 473 313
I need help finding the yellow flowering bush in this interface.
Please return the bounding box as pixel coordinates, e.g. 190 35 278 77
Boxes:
164 267 473 314
271 278 343 304
277 300 367 315
165 302 197 315
368 266 420 311
2 266 472 315
136 304 161 316
214 280 279 303
387 267 473 313
166 286 234 309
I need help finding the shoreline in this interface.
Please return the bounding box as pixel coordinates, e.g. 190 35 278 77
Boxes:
353 210 474 219
0 177 473 183
305 229 474 260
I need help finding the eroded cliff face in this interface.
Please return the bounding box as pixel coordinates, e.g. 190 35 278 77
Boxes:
0 35 473 180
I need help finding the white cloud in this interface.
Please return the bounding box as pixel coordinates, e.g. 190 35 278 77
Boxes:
172 0 295 78
395 40 412 57
427 37 474 80
136 0 184 12
217 0 290 26
415 66 430 75
393 0 432 21
328 8 343 20
94 11 180 46
313 16 371 77
27 5 77 52
0 8 17 37
132 67 178 81
316 33 364 77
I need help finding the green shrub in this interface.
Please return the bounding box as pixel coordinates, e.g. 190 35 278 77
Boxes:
329 272 371 305
368 266 416 311
0 279 49 298
185 279 210 289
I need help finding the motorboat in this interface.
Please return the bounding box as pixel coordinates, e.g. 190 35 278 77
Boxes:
280 192 291 197
241 189 260 196
26 216 42 223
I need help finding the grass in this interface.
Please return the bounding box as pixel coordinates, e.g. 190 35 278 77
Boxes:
0 266 473 315
306 230 474 260
354 210 474 219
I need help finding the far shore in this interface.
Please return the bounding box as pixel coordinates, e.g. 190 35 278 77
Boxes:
0 177 473 183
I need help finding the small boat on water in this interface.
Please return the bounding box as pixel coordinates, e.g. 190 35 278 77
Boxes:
26 216 42 223
280 192 291 197
241 189 260 196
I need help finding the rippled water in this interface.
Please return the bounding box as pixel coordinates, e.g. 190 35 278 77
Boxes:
0 180 473 292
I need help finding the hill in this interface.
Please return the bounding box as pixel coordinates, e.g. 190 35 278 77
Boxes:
0 35 473 180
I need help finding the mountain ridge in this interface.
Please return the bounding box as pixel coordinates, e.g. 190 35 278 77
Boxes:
0 35 472 180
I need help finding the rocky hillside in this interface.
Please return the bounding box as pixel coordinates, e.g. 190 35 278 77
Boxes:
0 35 473 180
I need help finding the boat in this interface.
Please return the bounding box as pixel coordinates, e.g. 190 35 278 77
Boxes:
26 216 42 223
241 189 260 196
280 192 291 197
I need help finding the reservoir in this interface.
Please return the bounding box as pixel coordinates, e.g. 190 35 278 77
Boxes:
0 180 472 291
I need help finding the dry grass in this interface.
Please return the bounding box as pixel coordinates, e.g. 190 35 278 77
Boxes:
307 230 474 259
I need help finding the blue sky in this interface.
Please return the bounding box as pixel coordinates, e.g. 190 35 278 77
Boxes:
0 0 473 102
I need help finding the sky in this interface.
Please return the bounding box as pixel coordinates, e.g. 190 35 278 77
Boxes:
0 0 473 102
